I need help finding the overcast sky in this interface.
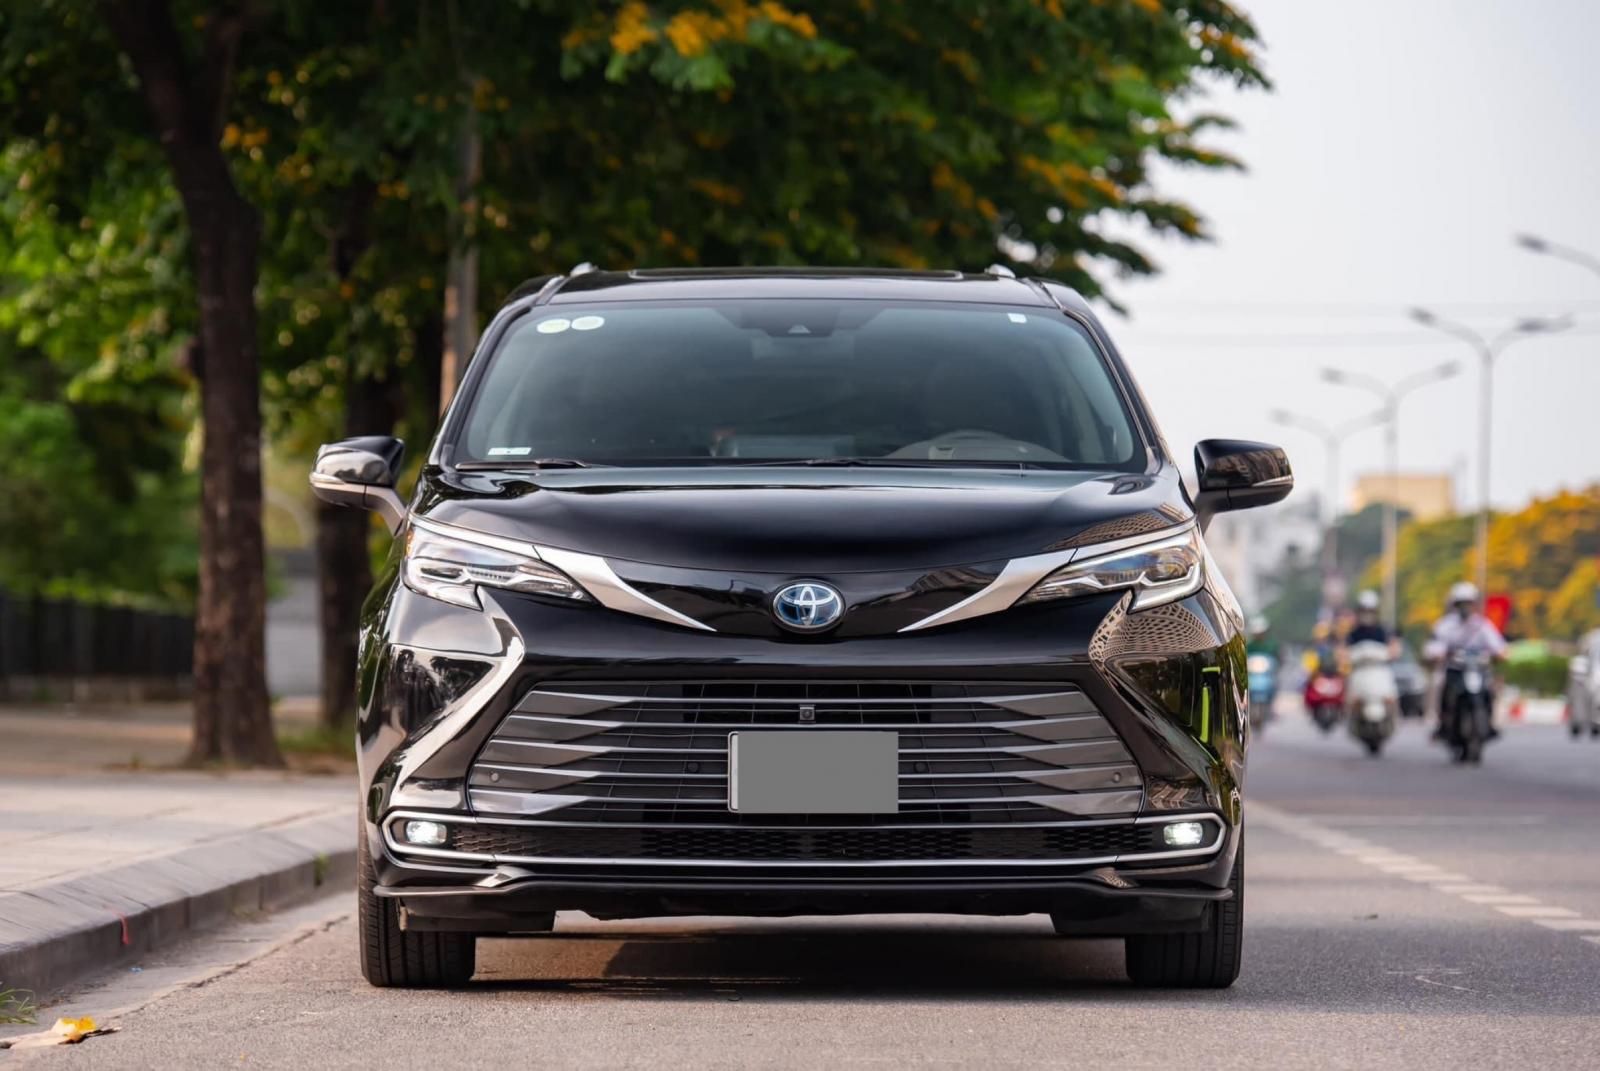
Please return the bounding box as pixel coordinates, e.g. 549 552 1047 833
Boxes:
1101 0 1600 512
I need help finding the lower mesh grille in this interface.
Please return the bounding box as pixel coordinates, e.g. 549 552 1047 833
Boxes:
450 823 1162 862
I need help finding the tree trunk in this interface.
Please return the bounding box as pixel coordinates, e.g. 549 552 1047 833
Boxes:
103 0 281 766
185 192 280 765
438 86 482 415
315 183 382 731
316 373 395 729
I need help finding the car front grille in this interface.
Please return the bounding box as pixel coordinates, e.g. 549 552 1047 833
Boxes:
463 681 1145 864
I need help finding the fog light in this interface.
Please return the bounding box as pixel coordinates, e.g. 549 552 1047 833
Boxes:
402 820 449 847
1162 821 1207 848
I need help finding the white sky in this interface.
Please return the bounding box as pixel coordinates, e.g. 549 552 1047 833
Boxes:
1100 0 1600 512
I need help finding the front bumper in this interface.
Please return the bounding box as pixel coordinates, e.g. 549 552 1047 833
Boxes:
357 578 1247 929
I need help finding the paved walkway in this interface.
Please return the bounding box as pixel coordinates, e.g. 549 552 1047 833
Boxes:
0 774 349 894
0 700 320 776
0 709 354 998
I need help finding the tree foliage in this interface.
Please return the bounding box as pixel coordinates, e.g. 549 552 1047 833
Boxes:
1369 488 1600 641
1 0 1268 755
0 141 197 605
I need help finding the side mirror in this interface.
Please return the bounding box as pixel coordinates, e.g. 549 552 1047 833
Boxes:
1192 439 1293 525
309 436 407 534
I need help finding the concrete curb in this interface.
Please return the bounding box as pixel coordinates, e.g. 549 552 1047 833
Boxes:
0 810 354 997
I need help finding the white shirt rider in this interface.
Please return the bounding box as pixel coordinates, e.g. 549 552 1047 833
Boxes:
1431 608 1506 659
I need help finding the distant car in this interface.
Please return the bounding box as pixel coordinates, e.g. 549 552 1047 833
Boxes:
1391 645 1428 719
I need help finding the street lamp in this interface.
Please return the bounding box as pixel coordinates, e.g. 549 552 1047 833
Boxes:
1408 309 1571 593
1319 362 1462 631
1515 234 1600 279
1268 407 1386 583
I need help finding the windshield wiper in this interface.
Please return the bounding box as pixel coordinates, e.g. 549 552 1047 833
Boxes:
456 457 597 471
736 457 1046 470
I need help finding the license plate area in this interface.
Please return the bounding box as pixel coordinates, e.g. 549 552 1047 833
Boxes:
728 731 899 814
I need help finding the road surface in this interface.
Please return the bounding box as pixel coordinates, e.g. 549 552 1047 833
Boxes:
11 715 1600 1069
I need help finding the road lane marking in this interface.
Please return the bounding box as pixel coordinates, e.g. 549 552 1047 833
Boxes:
1496 906 1580 919
1398 872 1473 883
1434 884 1507 895
1251 800 1599 954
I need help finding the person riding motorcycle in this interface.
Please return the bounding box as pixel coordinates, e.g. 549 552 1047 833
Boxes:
1346 590 1389 647
1342 591 1399 754
1428 581 1506 742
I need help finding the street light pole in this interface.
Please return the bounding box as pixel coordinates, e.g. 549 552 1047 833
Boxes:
1319 363 1461 632
1516 234 1600 280
1268 408 1385 583
1408 310 1571 593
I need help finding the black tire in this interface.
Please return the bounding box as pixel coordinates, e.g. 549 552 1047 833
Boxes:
358 827 476 988
1125 835 1243 988
1572 722 1583 739
1363 736 1383 757
1590 724 1600 738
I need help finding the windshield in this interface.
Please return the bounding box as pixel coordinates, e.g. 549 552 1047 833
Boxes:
456 299 1143 469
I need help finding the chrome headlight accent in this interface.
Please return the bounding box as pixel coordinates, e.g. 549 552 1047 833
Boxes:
404 517 588 609
1020 527 1204 611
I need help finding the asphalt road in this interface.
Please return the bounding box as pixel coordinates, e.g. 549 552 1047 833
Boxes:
11 714 1600 1069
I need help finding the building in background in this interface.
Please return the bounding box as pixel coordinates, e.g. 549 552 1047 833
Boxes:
1350 472 1455 521
1206 494 1325 614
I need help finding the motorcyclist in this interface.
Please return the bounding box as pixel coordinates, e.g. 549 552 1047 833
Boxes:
1346 590 1389 647
1428 581 1506 742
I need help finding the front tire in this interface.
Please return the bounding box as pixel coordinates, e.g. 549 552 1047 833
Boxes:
1125 835 1243 988
358 826 476 988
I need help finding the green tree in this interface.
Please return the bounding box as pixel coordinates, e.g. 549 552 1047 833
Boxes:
3 0 1268 749
0 142 197 605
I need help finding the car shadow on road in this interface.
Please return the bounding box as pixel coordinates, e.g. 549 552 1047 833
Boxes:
468 919 1600 1015
474 928 1208 1000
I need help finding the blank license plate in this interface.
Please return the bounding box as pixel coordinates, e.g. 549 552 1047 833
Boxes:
728 731 898 814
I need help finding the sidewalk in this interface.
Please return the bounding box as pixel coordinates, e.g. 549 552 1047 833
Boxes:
0 705 355 998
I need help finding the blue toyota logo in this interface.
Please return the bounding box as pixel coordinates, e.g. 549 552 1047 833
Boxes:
772 582 844 633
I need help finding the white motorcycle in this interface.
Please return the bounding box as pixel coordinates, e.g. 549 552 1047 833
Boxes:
1345 640 1399 757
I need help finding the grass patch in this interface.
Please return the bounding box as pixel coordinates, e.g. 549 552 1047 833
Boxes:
0 985 37 1025
276 724 357 774
277 724 356 760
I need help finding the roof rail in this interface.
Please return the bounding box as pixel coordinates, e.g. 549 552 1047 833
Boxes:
503 274 559 303
986 263 1016 278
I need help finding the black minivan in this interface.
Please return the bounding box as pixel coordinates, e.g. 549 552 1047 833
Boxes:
311 267 1291 989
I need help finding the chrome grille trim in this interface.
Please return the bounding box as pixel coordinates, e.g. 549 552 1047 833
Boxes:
465 682 1145 849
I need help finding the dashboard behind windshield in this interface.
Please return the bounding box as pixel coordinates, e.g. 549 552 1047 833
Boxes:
456 299 1144 470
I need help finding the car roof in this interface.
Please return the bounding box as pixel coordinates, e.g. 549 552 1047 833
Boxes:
535 267 1062 307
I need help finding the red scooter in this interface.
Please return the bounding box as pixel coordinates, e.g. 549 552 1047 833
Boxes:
1304 669 1346 734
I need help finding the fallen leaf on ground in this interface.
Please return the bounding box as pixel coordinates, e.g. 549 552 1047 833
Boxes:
0 1016 119 1049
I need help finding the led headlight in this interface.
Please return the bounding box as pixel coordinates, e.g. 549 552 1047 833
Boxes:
403 518 588 609
1019 527 1204 611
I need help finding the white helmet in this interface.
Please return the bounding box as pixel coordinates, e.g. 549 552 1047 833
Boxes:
1356 590 1380 611
1448 581 1480 606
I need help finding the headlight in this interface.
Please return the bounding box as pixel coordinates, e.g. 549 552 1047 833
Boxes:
1018 527 1204 611
403 519 588 609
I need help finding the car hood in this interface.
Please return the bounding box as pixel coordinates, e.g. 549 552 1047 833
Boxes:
415 466 1191 573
